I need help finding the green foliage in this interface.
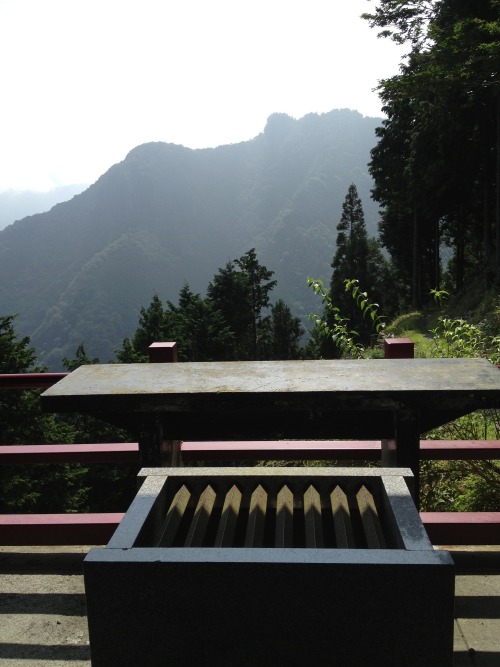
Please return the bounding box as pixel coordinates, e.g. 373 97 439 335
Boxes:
384 311 424 336
0 324 136 514
260 299 304 360
0 314 38 373
306 281 500 512
116 249 303 362
429 289 500 363
365 0 500 304
308 278 385 359
0 315 74 446
362 0 435 49
0 316 88 512
422 413 500 512
208 249 277 360
167 284 235 361
328 184 392 349
420 290 500 512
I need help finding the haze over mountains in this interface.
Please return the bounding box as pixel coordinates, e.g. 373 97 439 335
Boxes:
0 185 89 232
0 109 382 370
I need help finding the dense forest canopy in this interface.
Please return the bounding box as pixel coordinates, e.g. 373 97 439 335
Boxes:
363 0 500 306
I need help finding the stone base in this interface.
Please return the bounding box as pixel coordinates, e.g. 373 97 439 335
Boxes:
85 547 454 667
84 467 454 666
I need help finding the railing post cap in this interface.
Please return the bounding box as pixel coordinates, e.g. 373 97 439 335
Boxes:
148 342 178 363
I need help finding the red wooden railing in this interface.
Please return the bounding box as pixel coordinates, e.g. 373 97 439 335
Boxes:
1 338 499 545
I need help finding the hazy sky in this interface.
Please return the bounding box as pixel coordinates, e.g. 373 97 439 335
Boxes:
0 0 403 192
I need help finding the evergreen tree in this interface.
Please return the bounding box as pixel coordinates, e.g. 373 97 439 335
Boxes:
331 184 370 295
115 337 144 363
0 315 73 446
206 261 250 355
116 285 235 362
364 0 500 298
62 342 99 371
132 292 169 357
326 185 389 352
0 316 86 513
236 249 277 359
207 248 277 359
166 284 234 361
266 299 304 360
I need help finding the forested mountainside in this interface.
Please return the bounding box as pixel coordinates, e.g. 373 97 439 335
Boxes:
0 109 381 369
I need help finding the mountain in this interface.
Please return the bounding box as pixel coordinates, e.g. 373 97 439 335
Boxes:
0 185 89 231
0 109 382 369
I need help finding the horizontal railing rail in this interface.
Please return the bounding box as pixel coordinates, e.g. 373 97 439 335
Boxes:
1 339 499 546
0 442 140 464
0 370 136 545
179 439 500 462
0 372 68 389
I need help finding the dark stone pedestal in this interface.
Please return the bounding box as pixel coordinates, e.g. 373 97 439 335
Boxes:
84 467 454 667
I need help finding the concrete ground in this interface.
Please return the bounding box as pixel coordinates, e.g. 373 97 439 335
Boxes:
0 546 499 666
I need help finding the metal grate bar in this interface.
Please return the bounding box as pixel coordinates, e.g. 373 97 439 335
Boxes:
331 485 355 548
275 485 294 547
158 485 191 547
245 484 267 547
356 486 387 549
184 485 216 547
157 479 392 549
304 484 323 548
214 485 242 547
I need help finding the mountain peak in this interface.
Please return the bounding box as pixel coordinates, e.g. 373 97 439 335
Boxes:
0 110 381 369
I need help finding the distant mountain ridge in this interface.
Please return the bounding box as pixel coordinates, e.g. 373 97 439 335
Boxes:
0 184 88 231
0 109 382 369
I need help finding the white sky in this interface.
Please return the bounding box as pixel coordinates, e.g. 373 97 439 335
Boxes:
0 0 403 192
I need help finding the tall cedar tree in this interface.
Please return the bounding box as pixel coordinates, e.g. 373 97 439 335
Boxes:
325 185 389 354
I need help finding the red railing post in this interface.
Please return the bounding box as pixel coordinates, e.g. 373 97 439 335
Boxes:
146 343 180 466
384 338 415 359
148 342 178 363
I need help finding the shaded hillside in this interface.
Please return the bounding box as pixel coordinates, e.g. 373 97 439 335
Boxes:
0 109 381 369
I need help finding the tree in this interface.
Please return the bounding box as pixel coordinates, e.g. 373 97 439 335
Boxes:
234 248 277 359
326 185 390 350
0 314 38 373
166 284 234 361
131 292 168 358
206 261 251 359
365 0 500 301
362 0 436 50
116 285 235 362
0 315 85 513
207 249 277 359
0 315 71 445
331 184 370 293
266 299 304 360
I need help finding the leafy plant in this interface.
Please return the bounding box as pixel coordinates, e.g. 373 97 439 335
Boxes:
307 277 385 359
421 289 500 512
